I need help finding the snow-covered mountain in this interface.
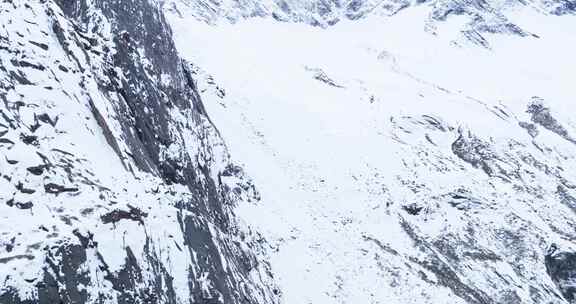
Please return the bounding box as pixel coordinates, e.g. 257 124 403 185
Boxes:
2 0 576 304
165 0 576 25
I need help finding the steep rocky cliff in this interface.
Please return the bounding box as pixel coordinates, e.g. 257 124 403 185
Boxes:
0 1 278 303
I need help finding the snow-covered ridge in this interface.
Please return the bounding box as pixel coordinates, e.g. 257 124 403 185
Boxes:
165 0 576 46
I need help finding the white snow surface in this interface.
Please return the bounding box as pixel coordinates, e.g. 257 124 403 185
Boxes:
168 5 576 304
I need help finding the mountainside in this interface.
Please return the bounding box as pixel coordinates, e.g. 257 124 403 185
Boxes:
0 1 278 303
165 1 576 304
2 0 576 304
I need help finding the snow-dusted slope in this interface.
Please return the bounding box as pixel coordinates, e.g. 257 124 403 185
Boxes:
167 4 576 304
0 1 278 303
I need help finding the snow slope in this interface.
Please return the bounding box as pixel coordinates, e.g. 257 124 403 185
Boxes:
168 4 576 304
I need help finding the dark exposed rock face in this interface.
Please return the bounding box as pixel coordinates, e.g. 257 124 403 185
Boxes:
452 131 497 176
528 97 576 145
101 205 148 225
0 0 278 303
56 0 209 181
551 0 576 15
546 245 576 302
